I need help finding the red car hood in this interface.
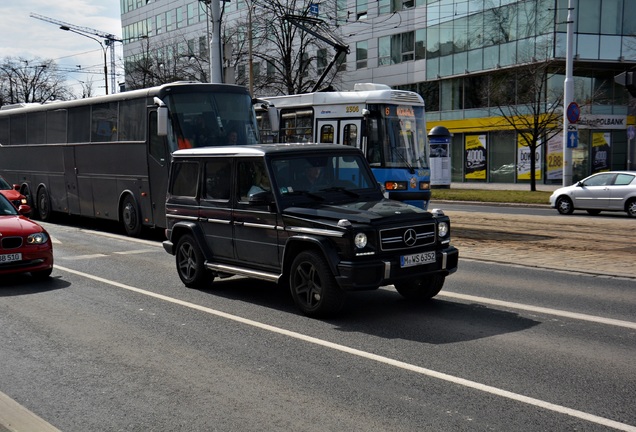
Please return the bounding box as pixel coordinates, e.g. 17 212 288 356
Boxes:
0 215 45 236
0 189 21 201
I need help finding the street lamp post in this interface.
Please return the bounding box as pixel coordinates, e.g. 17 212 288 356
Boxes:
60 26 109 95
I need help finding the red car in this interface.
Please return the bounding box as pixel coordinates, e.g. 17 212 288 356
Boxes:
0 193 53 279
0 175 28 210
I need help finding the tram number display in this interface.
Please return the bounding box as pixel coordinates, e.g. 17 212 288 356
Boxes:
346 105 360 113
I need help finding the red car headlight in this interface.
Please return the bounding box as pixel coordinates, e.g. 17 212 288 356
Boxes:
27 232 48 245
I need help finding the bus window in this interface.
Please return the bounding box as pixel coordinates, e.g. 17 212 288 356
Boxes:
27 112 46 144
91 102 118 142
120 99 146 141
343 124 357 147
10 114 26 145
320 125 334 143
46 110 67 144
68 107 90 143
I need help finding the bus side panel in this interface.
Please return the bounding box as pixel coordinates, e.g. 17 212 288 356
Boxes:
0 145 67 213
74 142 151 223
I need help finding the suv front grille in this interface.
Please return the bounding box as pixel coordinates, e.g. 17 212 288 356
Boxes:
1 236 23 249
380 223 436 251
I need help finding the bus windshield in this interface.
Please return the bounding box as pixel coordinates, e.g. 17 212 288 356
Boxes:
165 91 259 150
367 104 428 170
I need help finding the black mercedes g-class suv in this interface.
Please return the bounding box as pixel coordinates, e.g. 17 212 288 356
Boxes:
163 144 458 317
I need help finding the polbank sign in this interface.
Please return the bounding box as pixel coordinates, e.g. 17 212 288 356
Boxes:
577 114 627 129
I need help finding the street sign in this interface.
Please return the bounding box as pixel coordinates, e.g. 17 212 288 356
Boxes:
567 130 578 148
627 125 635 140
566 102 580 124
309 3 319 16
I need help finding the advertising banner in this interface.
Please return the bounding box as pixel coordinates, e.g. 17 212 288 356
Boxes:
517 134 542 181
592 132 611 173
429 137 451 186
546 133 563 181
464 135 487 180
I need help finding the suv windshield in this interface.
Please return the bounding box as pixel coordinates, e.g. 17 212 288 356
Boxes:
271 153 377 199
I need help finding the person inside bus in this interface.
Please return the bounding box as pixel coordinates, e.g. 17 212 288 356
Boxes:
227 130 238 145
248 162 271 197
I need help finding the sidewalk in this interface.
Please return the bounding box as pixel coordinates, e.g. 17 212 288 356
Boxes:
447 182 560 192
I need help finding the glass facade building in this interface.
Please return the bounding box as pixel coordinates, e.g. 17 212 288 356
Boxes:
121 0 636 183
338 0 636 183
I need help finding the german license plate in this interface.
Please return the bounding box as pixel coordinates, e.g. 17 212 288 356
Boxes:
400 251 436 268
0 253 22 263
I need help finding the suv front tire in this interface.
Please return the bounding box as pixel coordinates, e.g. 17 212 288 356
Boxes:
289 250 345 317
176 234 212 289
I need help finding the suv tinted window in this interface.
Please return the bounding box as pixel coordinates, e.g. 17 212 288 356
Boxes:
171 161 199 197
204 158 231 200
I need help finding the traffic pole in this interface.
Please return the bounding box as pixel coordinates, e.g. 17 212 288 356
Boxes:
562 0 575 186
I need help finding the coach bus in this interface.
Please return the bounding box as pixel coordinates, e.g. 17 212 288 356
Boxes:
256 83 431 209
0 82 259 236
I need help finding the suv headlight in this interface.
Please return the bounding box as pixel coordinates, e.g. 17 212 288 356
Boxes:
354 232 368 249
27 232 48 244
437 222 449 238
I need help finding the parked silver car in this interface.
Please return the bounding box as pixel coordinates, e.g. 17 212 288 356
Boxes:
549 171 636 217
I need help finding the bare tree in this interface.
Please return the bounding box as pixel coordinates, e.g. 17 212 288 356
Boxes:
0 57 72 106
488 59 564 191
124 33 209 90
224 0 343 96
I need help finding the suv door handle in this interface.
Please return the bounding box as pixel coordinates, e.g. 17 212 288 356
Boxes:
234 221 244 226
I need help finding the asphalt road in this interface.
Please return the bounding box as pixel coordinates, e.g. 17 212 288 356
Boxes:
0 212 635 432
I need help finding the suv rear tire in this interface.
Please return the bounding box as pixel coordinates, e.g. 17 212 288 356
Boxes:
289 250 345 317
176 234 212 288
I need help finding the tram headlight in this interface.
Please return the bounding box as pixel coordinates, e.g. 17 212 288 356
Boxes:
419 182 430 190
354 232 368 249
384 181 408 191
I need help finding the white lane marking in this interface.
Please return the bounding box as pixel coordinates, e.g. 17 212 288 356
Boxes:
54 264 636 432
113 249 159 255
0 390 61 432
438 291 636 330
49 235 61 245
57 254 108 260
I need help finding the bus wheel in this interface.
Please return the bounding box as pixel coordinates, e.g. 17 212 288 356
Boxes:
36 187 52 221
121 195 142 237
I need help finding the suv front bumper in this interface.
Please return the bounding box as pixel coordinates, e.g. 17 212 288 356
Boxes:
335 246 459 291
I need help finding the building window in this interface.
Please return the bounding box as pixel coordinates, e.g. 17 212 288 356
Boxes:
415 29 425 60
156 14 163 35
165 11 173 32
267 60 275 78
317 48 327 74
176 7 184 29
356 41 368 69
187 3 198 26
379 32 414 65
356 0 367 20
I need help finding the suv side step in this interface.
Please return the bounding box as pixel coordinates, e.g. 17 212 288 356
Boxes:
205 262 280 283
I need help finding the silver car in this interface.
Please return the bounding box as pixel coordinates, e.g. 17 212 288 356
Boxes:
549 171 636 217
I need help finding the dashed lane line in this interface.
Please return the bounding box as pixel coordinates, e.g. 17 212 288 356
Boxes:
55 264 636 432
